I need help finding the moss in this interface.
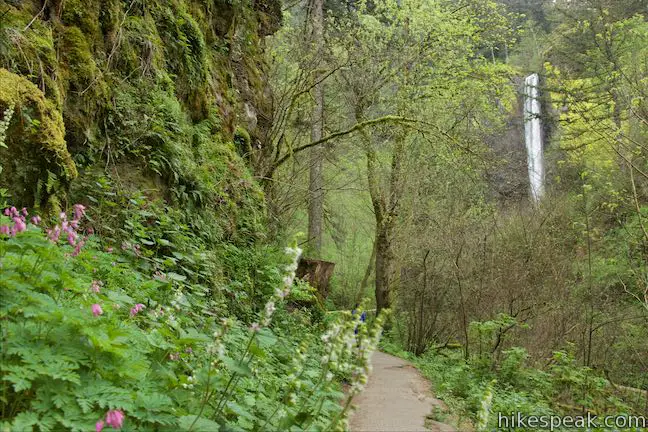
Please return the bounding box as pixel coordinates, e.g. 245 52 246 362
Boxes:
234 125 252 158
0 0 275 237
0 68 77 207
0 6 63 107
60 0 102 47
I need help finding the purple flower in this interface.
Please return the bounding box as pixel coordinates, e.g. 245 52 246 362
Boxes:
67 231 77 246
105 410 125 429
91 280 102 293
2 208 9 216
0 225 9 235
47 225 61 243
72 237 86 257
91 304 103 317
95 419 104 432
130 303 145 317
21 207 27 217
73 204 86 221
12 217 26 233
30 216 41 225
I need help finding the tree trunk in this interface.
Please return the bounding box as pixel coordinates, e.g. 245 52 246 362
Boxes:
374 227 391 315
307 0 324 257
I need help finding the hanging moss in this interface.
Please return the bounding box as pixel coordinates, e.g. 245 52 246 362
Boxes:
0 68 77 207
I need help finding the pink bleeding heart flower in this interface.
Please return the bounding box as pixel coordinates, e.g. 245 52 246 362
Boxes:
91 304 103 317
130 303 145 317
96 419 104 432
0 225 9 235
47 225 61 243
73 203 86 220
30 216 41 225
91 280 102 293
12 217 26 233
105 409 125 429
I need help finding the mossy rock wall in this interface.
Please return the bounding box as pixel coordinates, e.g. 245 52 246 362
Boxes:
0 68 76 210
0 0 281 242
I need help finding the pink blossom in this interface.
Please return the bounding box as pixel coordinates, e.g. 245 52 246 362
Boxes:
2 208 9 216
130 303 145 317
72 237 86 257
12 217 26 233
0 225 9 235
105 410 125 429
21 208 27 217
96 419 104 432
30 216 41 225
91 280 102 293
67 231 77 246
9 207 18 217
106 247 113 253
91 304 103 317
47 225 61 243
73 204 86 220
59 211 67 221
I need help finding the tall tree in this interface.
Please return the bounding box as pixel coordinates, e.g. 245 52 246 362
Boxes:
307 0 326 257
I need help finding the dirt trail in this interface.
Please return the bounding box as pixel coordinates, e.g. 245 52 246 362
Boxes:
349 351 456 432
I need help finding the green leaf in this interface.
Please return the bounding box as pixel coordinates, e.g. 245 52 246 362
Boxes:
178 415 221 431
167 272 187 282
222 356 252 377
12 411 40 430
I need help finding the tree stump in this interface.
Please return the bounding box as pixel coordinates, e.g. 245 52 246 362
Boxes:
296 258 335 299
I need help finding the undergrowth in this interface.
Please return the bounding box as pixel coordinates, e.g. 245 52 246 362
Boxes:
0 205 385 431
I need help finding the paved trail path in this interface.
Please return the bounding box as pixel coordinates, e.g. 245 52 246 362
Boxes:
349 352 456 432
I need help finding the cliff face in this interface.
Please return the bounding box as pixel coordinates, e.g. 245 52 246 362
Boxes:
0 0 280 234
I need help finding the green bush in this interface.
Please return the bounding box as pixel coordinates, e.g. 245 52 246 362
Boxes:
0 206 384 431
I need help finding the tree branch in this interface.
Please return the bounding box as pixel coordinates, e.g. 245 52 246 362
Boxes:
268 115 419 175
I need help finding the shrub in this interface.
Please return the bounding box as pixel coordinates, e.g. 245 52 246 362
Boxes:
0 205 385 431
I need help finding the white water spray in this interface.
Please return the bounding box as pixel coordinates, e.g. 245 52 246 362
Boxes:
524 73 544 201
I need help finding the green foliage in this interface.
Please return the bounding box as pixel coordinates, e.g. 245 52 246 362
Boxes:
0 209 383 431
0 69 77 208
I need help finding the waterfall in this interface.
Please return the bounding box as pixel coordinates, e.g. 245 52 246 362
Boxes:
524 73 544 201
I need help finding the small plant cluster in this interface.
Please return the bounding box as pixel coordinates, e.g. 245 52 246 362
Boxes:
0 206 39 237
0 105 13 149
1 204 384 431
